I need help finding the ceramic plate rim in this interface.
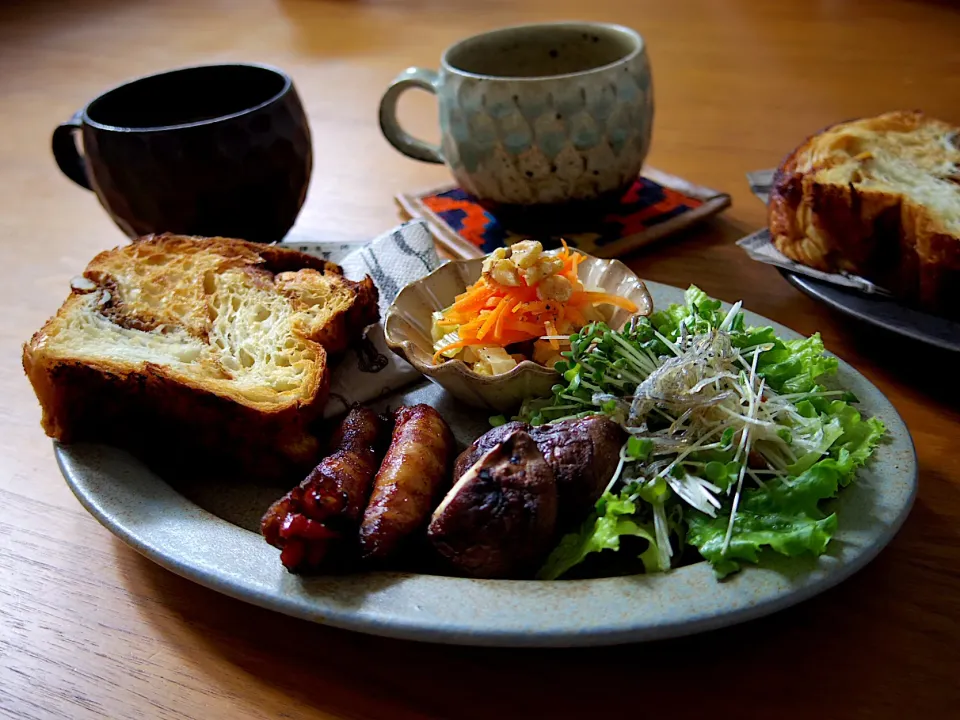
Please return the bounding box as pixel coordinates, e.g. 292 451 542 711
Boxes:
55 280 918 647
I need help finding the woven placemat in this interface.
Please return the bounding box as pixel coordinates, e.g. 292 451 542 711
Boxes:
396 167 730 259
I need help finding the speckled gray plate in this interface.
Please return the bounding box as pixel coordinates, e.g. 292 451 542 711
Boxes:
56 281 917 647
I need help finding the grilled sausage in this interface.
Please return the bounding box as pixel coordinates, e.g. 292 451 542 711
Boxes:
359 404 454 562
261 406 387 573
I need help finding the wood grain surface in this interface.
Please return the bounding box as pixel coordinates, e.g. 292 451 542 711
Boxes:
2 1 959 718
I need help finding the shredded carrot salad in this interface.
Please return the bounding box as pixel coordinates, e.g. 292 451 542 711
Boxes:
432 243 638 363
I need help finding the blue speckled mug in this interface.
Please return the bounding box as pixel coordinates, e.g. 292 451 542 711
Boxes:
379 22 653 208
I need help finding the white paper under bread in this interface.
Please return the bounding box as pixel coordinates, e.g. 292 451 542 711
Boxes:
739 170 890 295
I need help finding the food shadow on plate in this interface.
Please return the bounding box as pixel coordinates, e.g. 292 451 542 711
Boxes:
141 439 326 534
153 381 483 529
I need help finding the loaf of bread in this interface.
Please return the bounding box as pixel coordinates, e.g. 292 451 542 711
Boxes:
769 111 960 315
22 234 379 481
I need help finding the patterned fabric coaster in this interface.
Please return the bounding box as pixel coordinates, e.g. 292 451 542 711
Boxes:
397 167 730 259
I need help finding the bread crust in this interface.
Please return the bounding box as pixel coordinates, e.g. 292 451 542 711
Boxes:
769 111 960 315
23 234 379 483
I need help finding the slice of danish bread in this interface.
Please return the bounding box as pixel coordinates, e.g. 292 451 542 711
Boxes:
769 111 960 314
23 234 379 481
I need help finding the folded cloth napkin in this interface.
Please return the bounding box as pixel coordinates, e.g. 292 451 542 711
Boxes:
736 170 890 295
282 219 442 417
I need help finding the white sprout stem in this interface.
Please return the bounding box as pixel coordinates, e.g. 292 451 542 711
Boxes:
652 500 673 570
746 469 768 489
762 447 788 471
669 408 693 434
642 345 662 368
693 441 723 451
656 422 734 482
723 445 750 553
666 475 716 516
690 372 739 394
734 343 774 373
652 329 683 357
650 406 678 424
717 300 743 331
722 377 764 556
697 477 724 494
717 406 779 428
665 472 725 518
762 440 797 467
579 377 605 393
604 444 630 495
694 479 723 508
733 348 762 463
768 389 849 402
610 333 659 375
605 367 645 386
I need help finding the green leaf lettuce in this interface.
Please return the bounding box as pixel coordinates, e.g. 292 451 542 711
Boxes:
537 493 663 580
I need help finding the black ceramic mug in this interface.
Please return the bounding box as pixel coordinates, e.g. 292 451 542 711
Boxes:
52 63 312 243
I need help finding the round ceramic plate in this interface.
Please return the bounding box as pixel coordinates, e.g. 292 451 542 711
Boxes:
56 281 917 647
782 270 960 353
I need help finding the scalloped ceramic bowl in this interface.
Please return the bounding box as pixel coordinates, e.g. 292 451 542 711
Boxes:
383 254 654 411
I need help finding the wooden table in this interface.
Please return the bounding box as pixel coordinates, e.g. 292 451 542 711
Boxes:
2 1 959 717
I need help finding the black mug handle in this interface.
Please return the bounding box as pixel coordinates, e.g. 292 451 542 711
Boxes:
52 111 91 190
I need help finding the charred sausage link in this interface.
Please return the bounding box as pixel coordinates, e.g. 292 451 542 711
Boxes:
359 404 454 562
261 406 387 573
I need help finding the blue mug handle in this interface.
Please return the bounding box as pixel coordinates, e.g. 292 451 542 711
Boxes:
378 67 444 164
52 110 92 189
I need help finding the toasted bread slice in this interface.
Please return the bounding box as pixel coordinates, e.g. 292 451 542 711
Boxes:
769 111 960 314
23 234 379 481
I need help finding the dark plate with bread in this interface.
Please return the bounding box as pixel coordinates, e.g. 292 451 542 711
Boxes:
767 110 960 348
781 269 960 352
